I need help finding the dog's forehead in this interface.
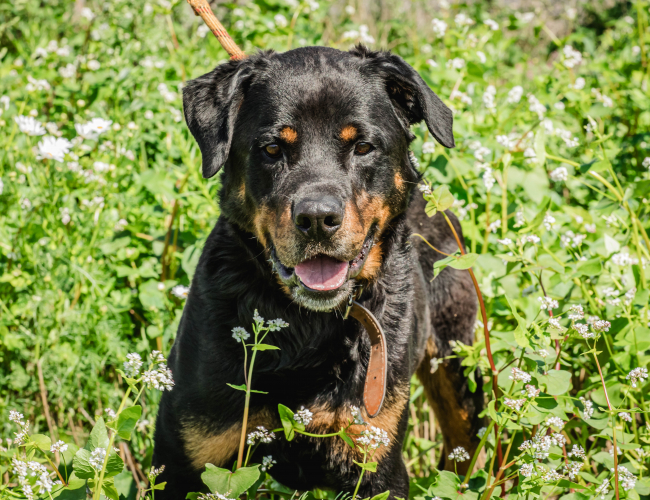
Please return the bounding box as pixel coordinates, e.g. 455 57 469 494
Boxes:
248 50 387 126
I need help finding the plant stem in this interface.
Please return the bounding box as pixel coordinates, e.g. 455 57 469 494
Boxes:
501 163 508 239
483 191 491 254
461 420 495 489
94 386 132 500
352 452 368 500
237 328 260 469
592 349 620 500
411 233 454 257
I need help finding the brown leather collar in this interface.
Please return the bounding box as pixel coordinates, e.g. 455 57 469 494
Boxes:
344 291 387 418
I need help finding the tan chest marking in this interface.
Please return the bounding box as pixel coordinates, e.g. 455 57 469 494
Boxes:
182 409 276 471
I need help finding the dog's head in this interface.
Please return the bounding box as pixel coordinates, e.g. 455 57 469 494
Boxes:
183 46 454 312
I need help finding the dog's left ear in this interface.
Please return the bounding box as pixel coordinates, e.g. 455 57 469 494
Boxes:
363 51 455 148
183 60 254 178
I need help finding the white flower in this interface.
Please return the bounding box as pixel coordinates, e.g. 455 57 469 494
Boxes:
345 5 355 15
520 463 536 477
89 447 107 469
514 211 525 227
510 367 532 383
568 444 585 459
643 157 650 169
149 465 165 479
541 469 562 483
548 318 561 329
171 285 190 299
446 57 466 70
430 358 440 374
454 13 474 26
274 14 288 28
484 19 499 30
592 88 613 108
267 318 289 331
568 305 584 320
592 319 611 332
573 323 592 339
26 75 51 91
105 408 116 419
14 115 46 136
37 136 72 162
569 77 586 90
143 365 175 391
75 117 112 140
504 398 526 411
538 296 559 311
477 427 487 438
81 7 95 20
555 128 579 147
482 167 495 190
483 85 496 110
0 95 9 110
247 426 275 445
520 234 540 245
619 412 632 422
426 59 438 68
357 426 390 449
124 353 143 377
294 407 313 426
627 367 648 388
422 141 436 154
549 166 568 182
528 94 546 119
197 24 210 38
496 134 516 149
431 18 447 38
448 446 470 462
261 455 276 472
477 51 486 64
145 110 154 120
87 60 101 71
507 86 524 104
522 384 541 398
543 213 556 230
562 230 585 249
350 405 366 425
497 238 513 246
554 101 565 110
546 416 565 429
474 146 491 162
232 327 250 343
580 397 594 419
596 479 610 498
488 219 501 233
613 466 637 491
562 45 582 68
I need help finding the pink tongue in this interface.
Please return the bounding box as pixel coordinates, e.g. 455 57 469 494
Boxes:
294 255 349 291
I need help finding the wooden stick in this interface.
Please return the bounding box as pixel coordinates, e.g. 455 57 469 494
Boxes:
186 0 246 60
37 359 57 440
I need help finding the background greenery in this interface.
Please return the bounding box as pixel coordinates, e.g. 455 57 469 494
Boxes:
1 0 649 498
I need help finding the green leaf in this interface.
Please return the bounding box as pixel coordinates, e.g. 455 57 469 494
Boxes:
519 197 551 233
353 461 378 472
425 200 439 217
201 464 261 497
504 295 530 348
116 405 142 440
575 258 602 277
338 430 355 449
226 383 247 391
278 404 296 441
433 255 457 278
105 452 125 478
72 448 95 479
537 370 572 396
447 253 479 270
369 491 390 500
154 482 167 490
425 185 455 217
251 344 280 351
102 480 120 500
31 433 52 451
534 129 546 167
88 417 109 450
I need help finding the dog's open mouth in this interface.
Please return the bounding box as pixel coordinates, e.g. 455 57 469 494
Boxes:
271 231 375 293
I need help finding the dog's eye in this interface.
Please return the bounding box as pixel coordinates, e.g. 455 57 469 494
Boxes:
264 144 282 158
354 142 373 155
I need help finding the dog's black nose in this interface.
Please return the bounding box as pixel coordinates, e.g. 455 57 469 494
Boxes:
293 196 344 239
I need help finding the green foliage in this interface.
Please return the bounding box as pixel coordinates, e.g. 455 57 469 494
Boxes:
202 464 261 498
1 0 650 499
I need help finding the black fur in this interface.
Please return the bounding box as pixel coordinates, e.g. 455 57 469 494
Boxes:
154 46 481 499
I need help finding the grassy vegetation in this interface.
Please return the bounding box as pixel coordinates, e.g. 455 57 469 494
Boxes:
1 0 649 498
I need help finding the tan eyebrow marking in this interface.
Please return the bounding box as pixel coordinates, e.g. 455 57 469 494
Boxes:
280 126 298 143
340 125 358 142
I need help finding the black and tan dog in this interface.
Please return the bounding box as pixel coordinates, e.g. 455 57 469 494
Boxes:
153 45 483 499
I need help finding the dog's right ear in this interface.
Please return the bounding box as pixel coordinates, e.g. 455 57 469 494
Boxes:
183 61 254 178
